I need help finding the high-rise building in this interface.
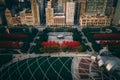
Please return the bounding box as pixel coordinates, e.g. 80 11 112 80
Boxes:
12 15 21 26
62 0 71 14
105 0 114 17
51 0 58 12
74 0 81 24
66 2 75 25
80 0 86 15
53 13 65 26
79 0 107 15
57 0 63 12
46 0 54 26
38 0 47 25
51 0 71 14
31 0 40 26
112 0 120 25
79 15 111 27
5 8 13 26
79 0 113 27
0 16 2 25
20 9 26 25
18 0 25 10
25 13 34 25
85 0 107 15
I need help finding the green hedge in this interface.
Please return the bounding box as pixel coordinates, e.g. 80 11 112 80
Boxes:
34 30 49 53
82 28 102 52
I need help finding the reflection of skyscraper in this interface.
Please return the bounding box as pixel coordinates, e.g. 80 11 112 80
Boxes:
66 2 75 25
31 0 40 26
46 0 54 26
5 8 13 26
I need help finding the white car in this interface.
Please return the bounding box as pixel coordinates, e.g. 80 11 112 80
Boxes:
57 34 64 39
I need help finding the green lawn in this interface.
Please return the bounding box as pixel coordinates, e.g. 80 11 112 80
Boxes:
0 56 73 80
0 55 12 67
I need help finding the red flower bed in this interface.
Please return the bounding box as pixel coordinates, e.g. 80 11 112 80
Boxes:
61 41 80 48
99 40 120 45
40 41 60 53
40 41 83 53
94 33 120 40
41 41 60 47
0 41 23 49
0 34 28 40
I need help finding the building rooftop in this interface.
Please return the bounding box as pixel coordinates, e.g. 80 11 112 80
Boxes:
54 13 65 16
25 13 32 16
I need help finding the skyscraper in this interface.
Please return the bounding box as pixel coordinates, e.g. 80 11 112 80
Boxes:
80 0 86 15
66 2 75 25
5 8 13 26
74 0 81 24
20 9 26 25
18 0 25 10
0 16 2 25
57 0 63 12
63 0 72 14
105 0 114 17
79 0 112 27
112 0 120 25
38 0 47 25
25 12 34 25
31 0 40 26
46 0 54 26
85 0 107 15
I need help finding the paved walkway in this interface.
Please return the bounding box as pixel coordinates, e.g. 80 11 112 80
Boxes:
48 32 73 43
77 27 95 53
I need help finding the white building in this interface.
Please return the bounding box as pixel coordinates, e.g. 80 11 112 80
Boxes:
46 0 54 26
79 15 111 27
5 8 13 26
25 13 34 25
66 2 75 25
20 9 26 25
53 13 65 26
31 0 40 26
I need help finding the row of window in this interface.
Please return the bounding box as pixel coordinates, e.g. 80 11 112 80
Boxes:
81 22 110 25
82 22 110 25
82 19 110 22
